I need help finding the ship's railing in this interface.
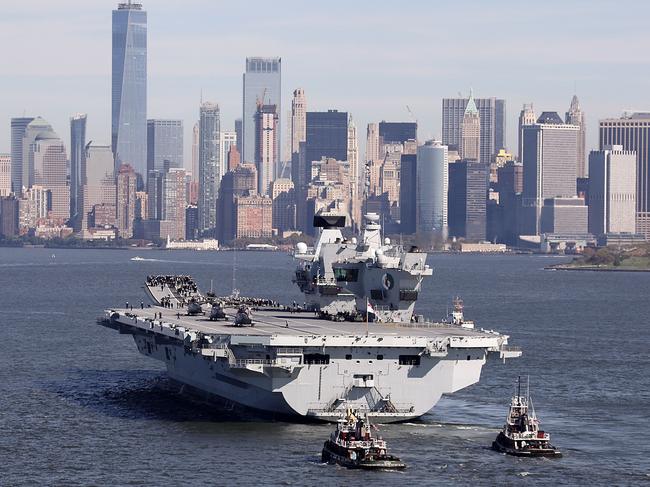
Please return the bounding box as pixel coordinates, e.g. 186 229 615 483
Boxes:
500 345 523 353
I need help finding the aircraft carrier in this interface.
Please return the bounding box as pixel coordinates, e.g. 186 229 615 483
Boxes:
98 214 521 422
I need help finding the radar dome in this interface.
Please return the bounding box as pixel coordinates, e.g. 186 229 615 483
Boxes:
295 242 308 254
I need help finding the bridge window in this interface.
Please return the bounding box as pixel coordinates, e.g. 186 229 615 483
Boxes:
303 353 330 365
399 290 418 301
334 268 359 282
399 355 420 366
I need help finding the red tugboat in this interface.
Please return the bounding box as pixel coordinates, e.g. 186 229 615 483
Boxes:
321 408 406 469
493 376 562 457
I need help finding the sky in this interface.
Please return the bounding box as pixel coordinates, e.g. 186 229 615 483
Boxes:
2 0 650 167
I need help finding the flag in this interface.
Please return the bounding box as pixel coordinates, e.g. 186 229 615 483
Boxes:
367 300 375 315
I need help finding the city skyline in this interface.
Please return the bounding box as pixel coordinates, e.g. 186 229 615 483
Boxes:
2 1 649 167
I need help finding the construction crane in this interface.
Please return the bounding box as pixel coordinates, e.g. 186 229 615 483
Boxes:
405 105 417 124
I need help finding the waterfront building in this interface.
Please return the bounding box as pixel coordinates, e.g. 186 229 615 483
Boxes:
448 160 488 241
399 153 417 234
116 164 137 238
0 196 19 237
198 102 220 233
185 205 198 240
588 146 637 236
147 169 163 221
242 57 281 164
416 140 448 238
10 117 34 193
70 114 87 229
82 144 116 230
112 0 147 179
25 119 69 222
442 95 506 165
518 103 536 161
217 163 258 242
234 195 272 239
460 93 481 162
135 191 148 220
25 185 49 221
599 112 650 239
540 197 588 235
161 168 187 241
146 119 183 173
566 95 587 178
271 178 295 233
254 103 279 196
521 113 579 235
0 154 11 197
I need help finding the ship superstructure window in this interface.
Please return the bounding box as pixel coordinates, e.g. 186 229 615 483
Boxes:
399 355 420 366
334 268 359 282
345 354 352 360
377 354 384 360
303 353 330 365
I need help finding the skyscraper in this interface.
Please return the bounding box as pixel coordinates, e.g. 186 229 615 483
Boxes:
220 131 237 179
242 57 281 164
82 144 116 230
146 119 183 173
399 153 417 234
162 168 187 241
24 118 69 221
347 116 360 227
254 103 279 196
291 88 306 155
366 123 380 163
191 122 199 181
522 112 579 235
442 95 506 165
234 118 243 155
70 114 87 229
417 140 449 238
10 117 34 193
566 95 587 178
116 164 137 238
112 1 147 180
599 113 650 238
378 121 417 146
448 160 488 240
198 102 220 233
460 93 481 162
518 103 536 161
0 155 10 197
305 110 348 181
588 146 637 236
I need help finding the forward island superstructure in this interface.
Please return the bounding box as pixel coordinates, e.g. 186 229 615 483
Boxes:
98 213 521 422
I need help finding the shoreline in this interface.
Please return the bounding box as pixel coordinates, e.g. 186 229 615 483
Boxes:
546 264 650 272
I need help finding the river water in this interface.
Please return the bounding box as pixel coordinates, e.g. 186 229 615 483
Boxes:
0 248 649 486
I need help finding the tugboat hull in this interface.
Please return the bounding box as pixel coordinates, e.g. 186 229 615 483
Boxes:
492 433 562 458
321 442 406 469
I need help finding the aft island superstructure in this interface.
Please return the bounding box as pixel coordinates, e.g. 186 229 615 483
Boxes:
98 213 521 422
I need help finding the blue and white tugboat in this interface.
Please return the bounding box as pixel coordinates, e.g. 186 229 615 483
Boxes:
493 377 562 457
321 408 406 469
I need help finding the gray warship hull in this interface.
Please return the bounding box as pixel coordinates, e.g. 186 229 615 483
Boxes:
99 283 520 423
